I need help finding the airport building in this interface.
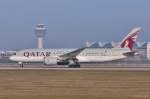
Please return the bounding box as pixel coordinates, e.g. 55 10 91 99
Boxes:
147 42 150 60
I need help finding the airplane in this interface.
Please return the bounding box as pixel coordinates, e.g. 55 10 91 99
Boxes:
9 27 141 68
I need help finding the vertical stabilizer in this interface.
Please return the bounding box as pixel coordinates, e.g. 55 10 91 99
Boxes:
120 27 141 50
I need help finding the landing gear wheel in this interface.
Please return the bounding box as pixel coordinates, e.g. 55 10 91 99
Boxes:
69 64 80 68
68 62 80 68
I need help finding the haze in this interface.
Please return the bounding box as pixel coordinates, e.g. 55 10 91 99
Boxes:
0 0 150 50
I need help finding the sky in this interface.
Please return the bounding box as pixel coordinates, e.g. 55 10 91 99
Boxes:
0 0 150 50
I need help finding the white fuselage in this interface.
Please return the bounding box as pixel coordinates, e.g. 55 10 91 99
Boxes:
9 48 130 63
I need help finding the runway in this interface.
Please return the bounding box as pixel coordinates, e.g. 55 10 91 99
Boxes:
0 63 150 70
1 67 150 71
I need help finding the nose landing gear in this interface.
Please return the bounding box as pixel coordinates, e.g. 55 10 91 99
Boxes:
18 62 24 68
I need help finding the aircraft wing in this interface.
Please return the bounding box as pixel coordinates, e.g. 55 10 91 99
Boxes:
59 47 86 60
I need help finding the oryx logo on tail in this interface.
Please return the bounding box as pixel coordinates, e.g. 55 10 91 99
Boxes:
120 27 141 51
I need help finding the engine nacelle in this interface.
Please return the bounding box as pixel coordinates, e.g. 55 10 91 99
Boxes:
44 56 58 65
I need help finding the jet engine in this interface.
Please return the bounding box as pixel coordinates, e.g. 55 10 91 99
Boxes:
44 56 58 65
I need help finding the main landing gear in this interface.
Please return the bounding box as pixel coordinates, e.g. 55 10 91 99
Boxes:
68 59 80 68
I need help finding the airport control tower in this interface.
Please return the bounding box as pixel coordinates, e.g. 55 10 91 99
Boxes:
35 24 47 49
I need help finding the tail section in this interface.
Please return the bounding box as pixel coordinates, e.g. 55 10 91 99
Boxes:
120 27 141 51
